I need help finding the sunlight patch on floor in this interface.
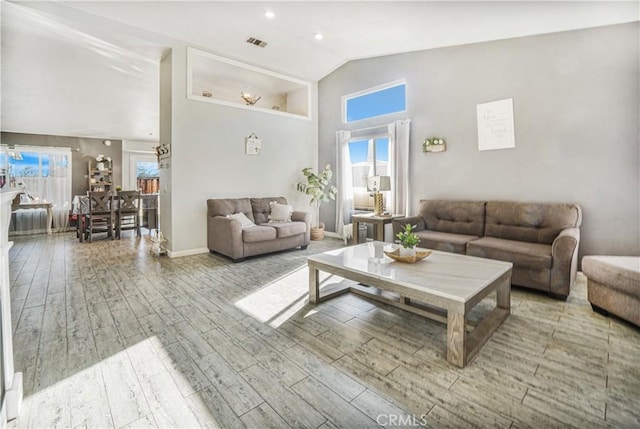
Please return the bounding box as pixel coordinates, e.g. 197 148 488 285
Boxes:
15 335 213 428
234 265 312 328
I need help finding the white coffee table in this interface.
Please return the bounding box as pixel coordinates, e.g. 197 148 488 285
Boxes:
307 242 513 367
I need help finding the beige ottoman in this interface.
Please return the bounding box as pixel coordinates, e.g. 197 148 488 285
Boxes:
582 256 640 327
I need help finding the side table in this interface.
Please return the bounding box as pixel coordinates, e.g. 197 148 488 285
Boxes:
11 202 54 234
352 213 405 244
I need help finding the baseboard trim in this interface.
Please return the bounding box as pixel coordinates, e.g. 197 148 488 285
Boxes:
167 247 209 258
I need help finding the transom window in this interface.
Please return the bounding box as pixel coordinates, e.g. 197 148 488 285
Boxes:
343 80 406 123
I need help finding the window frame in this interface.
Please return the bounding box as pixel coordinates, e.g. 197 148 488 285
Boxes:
347 133 392 212
341 79 407 124
8 145 71 181
129 154 159 192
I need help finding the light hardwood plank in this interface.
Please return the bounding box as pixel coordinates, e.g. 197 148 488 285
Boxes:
351 389 414 428
70 397 114 429
291 376 380 428
171 321 216 360
199 351 264 416
240 403 291 429
100 353 151 428
158 341 211 397
240 365 326 429
284 344 366 400
278 322 345 363
138 370 202 428
203 328 258 372
389 366 512 429
239 338 307 386
185 386 244 429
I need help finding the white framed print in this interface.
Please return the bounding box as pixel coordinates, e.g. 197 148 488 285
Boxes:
245 135 262 155
476 98 515 151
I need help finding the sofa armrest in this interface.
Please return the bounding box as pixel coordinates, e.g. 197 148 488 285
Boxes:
292 211 310 224
208 216 244 260
292 211 311 244
550 227 580 297
392 216 425 237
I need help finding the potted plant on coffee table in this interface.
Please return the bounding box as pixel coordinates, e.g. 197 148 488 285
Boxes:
396 224 421 257
296 164 337 240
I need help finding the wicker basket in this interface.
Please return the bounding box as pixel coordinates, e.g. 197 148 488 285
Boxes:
384 248 432 263
310 222 325 241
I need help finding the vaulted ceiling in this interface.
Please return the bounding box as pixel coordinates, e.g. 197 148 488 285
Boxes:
2 1 638 141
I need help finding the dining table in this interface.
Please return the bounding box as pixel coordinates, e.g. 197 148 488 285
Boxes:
72 195 120 242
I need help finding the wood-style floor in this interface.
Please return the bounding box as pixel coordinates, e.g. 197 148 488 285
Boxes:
6 232 640 428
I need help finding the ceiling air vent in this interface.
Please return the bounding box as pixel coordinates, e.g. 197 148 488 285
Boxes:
246 37 268 48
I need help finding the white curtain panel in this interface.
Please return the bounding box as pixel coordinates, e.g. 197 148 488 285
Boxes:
388 119 411 216
335 130 353 236
48 152 72 230
13 147 72 232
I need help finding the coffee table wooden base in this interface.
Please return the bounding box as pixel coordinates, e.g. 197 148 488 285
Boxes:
446 275 510 367
308 261 511 368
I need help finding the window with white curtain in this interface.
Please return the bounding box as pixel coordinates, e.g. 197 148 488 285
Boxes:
8 146 72 232
348 136 391 210
336 120 410 239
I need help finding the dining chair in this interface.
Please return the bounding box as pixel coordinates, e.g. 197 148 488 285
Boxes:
116 190 142 239
86 191 114 242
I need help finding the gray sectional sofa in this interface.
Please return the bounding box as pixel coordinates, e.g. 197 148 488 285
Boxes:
393 200 582 299
207 197 310 262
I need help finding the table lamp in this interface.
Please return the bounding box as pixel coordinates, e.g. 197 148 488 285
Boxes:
367 176 391 216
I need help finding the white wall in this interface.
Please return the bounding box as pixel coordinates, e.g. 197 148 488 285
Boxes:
165 46 318 254
287 87 309 117
159 51 173 245
319 23 640 259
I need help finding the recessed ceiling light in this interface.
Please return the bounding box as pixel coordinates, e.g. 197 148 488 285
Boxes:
315 33 324 40
265 10 275 19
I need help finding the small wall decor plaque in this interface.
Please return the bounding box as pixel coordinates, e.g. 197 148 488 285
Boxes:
245 133 261 155
423 137 446 153
154 144 171 162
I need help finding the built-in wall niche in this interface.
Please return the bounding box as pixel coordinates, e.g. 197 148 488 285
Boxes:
187 47 311 120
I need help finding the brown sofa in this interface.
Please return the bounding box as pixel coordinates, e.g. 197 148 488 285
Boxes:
582 256 640 327
393 200 582 299
207 197 310 262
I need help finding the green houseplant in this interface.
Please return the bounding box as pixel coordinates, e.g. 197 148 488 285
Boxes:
296 164 337 240
396 224 421 256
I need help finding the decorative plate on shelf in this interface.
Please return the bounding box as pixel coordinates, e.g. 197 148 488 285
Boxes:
384 249 432 264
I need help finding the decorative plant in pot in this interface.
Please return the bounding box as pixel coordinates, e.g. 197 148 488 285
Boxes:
396 224 421 257
296 164 337 240
95 154 111 171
